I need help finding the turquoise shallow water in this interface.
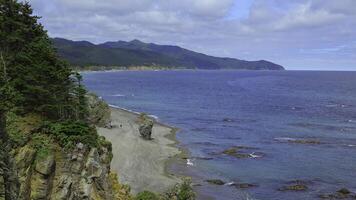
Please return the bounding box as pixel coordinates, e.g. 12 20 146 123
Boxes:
83 70 356 200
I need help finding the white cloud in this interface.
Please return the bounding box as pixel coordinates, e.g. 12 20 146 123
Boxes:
26 0 356 70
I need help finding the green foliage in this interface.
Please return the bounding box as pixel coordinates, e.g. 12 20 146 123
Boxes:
176 179 195 200
162 178 195 200
0 0 89 121
42 121 98 149
6 112 42 146
30 133 54 160
52 38 284 70
135 191 160 200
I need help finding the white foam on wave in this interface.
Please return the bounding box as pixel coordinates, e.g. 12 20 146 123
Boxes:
325 104 338 108
225 182 235 186
249 152 262 158
111 94 126 97
109 104 141 115
187 159 194 166
148 115 159 120
274 137 297 141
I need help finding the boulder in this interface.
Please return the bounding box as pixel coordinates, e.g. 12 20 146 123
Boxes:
139 117 154 140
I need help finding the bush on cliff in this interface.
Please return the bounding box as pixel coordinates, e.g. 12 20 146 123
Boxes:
41 121 98 149
135 191 160 200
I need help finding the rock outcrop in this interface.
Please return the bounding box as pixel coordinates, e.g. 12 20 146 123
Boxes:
2 141 131 200
87 93 112 128
1 112 132 200
138 114 154 140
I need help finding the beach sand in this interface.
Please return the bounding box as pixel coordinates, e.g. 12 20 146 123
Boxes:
97 107 181 194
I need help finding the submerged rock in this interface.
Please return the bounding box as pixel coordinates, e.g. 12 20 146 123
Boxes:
278 180 311 192
318 188 356 199
275 137 321 145
235 183 258 189
206 179 225 185
223 118 234 122
221 146 264 159
278 184 308 192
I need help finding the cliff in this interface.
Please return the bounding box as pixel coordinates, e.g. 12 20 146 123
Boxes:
0 99 132 200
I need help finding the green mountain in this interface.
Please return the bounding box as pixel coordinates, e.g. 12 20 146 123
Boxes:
52 38 285 70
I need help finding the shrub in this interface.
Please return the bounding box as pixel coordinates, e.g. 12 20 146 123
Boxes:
42 120 99 149
135 191 160 200
6 112 42 146
163 178 195 200
31 134 54 160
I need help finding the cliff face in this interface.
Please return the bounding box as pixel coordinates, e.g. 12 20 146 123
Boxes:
0 97 131 200
0 136 131 200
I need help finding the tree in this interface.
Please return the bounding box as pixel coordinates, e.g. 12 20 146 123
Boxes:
0 0 83 120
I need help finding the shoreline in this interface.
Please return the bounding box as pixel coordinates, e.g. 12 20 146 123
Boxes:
97 106 185 194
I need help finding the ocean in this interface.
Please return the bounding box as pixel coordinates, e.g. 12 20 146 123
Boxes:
83 70 356 200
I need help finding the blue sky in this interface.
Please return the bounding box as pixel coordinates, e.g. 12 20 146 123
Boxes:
28 0 356 71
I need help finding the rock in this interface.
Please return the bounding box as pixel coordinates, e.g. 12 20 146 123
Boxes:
221 146 263 159
235 183 258 189
76 142 84 150
87 93 112 128
138 115 154 140
53 175 73 200
31 155 56 200
337 188 351 195
14 145 36 199
291 139 321 145
84 148 103 182
223 118 234 122
278 184 308 192
318 188 355 199
206 179 225 185
35 155 55 176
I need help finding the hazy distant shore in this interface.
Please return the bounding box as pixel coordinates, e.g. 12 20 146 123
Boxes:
97 107 182 194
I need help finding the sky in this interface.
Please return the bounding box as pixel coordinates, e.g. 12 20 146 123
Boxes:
27 0 356 71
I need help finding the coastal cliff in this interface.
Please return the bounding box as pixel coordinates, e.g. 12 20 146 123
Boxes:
0 97 132 200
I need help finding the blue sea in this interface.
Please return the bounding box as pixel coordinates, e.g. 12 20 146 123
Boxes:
83 70 356 200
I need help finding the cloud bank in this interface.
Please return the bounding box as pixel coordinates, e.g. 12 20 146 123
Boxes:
28 0 356 70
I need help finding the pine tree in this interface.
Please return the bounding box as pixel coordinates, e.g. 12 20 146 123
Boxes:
0 0 83 120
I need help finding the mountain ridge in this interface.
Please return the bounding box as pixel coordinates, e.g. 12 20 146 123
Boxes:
52 38 285 70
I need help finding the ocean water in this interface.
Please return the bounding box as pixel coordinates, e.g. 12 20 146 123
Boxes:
83 70 356 200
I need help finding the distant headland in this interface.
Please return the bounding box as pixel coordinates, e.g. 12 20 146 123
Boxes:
52 38 285 71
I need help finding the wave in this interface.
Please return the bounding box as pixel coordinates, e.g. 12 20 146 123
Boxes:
111 94 126 97
109 104 141 115
225 181 235 186
274 137 297 142
148 115 159 120
187 159 194 166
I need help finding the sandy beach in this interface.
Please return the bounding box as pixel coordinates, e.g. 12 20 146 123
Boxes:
97 107 181 194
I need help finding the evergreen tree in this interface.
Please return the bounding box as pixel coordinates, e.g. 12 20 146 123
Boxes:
0 0 87 120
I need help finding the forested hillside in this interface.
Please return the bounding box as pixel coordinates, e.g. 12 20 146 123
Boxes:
52 38 285 70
